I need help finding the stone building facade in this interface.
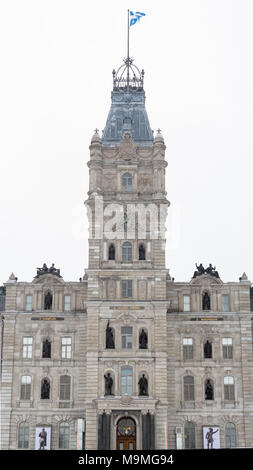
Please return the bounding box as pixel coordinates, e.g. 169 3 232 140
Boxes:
1 58 253 451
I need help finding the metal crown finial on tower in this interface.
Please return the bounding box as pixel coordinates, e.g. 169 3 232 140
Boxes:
112 10 145 91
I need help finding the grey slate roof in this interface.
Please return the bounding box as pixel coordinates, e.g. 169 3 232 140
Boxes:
102 78 154 146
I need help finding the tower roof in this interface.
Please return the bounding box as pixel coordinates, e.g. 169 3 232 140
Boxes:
102 58 154 147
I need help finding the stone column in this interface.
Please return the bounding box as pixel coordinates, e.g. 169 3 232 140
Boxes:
97 412 111 450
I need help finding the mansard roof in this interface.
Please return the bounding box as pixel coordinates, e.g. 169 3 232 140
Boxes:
102 58 153 147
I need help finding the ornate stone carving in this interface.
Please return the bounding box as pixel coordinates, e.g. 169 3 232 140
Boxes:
117 133 138 161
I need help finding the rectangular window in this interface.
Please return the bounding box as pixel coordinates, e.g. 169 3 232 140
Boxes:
224 377 235 401
121 327 133 349
25 295 32 312
18 423 29 449
60 376 71 400
20 376 31 400
61 337 72 359
222 337 233 359
64 295 71 312
22 337 33 359
183 338 193 360
122 280 132 298
183 295 190 312
121 366 133 395
222 294 230 312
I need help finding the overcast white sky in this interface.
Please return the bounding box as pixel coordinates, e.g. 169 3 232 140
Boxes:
0 0 253 285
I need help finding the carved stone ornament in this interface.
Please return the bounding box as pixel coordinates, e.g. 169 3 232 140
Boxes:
120 395 133 406
117 133 138 161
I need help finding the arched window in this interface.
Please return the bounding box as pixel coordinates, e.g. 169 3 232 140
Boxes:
59 422 70 449
108 244 115 260
204 340 212 359
42 339 51 358
184 421 196 449
224 376 235 401
121 366 133 395
18 422 29 449
202 292 211 310
139 244 146 260
60 375 71 401
122 173 132 192
122 242 132 261
225 422 236 448
20 375 31 400
184 376 194 401
41 378 50 399
205 379 214 400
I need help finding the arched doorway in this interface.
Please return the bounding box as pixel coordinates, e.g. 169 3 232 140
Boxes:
116 417 136 450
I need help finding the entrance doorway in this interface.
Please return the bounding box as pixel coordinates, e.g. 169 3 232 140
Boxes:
116 417 136 450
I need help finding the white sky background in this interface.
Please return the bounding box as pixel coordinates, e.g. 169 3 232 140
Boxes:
0 0 253 284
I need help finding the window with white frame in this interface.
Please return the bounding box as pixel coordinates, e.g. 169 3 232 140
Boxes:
224 376 235 401
22 337 33 359
121 366 133 395
61 337 72 359
121 326 133 349
222 294 230 312
20 376 31 400
25 295 32 312
183 295 190 312
183 338 193 360
122 280 132 298
122 173 132 192
122 242 132 261
64 295 71 311
222 338 233 359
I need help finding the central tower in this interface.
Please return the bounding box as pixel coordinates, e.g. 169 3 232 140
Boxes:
84 57 170 450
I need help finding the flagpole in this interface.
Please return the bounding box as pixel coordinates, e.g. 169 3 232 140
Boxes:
127 9 130 87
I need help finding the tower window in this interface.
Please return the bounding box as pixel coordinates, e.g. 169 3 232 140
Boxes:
20 376 31 400
122 173 132 192
222 294 230 312
222 338 233 359
18 422 29 449
183 295 190 312
183 338 193 360
122 242 132 261
122 280 132 298
61 337 72 359
121 366 133 395
60 375 71 401
25 295 32 312
184 376 195 401
121 326 133 349
59 422 70 449
184 421 196 449
22 337 33 359
64 295 71 312
225 422 236 448
224 376 235 401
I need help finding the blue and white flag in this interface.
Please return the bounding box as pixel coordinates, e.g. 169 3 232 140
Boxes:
129 11 146 27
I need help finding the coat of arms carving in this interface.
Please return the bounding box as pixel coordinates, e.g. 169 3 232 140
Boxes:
117 133 138 160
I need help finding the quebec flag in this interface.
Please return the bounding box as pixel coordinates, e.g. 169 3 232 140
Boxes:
129 11 146 27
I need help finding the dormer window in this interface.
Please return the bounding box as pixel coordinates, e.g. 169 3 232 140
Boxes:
122 173 132 192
